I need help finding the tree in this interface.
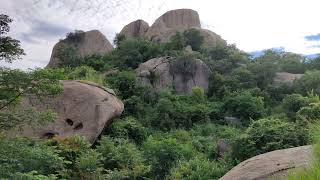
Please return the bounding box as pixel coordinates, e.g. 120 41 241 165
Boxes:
183 29 204 51
0 14 25 62
232 118 309 162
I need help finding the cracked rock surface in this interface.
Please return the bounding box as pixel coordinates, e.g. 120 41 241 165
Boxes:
136 56 211 94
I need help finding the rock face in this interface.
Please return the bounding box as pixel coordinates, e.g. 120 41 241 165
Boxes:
119 20 149 39
146 9 201 38
220 145 313 180
17 80 124 143
144 9 226 47
47 30 113 68
274 72 303 85
136 56 211 93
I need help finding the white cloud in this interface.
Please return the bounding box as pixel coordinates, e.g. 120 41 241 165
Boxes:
1 0 319 69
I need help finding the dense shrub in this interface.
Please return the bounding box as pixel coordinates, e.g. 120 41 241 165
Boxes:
281 94 310 120
222 92 266 124
143 136 193 179
294 70 320 95
232 118 309 161
168 156 227 180
106 117 148 145
67 66 104 85
183 28 204 51
0 138 65 178
96 137 149 179
106 70 138 99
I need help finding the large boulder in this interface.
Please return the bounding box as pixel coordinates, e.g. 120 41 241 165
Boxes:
47 30 113 68
119 19 149 39
220 145 313 180
144 9 226 47
16 80 124 144
136 56 211 93
274 72 303 85
146 9 201 38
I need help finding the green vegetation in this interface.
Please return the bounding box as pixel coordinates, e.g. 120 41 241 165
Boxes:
2 14 320 179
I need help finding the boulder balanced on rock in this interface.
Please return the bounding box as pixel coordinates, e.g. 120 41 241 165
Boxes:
15 80 124 144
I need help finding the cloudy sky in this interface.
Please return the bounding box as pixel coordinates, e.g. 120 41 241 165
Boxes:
1 0 320 69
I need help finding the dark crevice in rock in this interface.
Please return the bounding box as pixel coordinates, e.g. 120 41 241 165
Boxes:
74 123 83 130
65 119 74 126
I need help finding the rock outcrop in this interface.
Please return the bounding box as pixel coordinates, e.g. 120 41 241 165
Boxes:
136 56 211 93
47 30 113 68
16 80 124 143
145 9 226 47
146 9 201 38
119 19 149 39
220 145 313 180
274 72 303 85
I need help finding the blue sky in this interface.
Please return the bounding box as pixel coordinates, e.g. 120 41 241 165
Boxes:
1 0 320 69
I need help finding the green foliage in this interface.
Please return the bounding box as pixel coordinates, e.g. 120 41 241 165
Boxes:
192 86 205 102
298 102 320 122
0 14 25 62
165 32 185 51
107 70 138 99
223 91 266 124
97 137 150 179
67 66 104 85
113 33 126 47
281 94 310 120
0 138 65 178
11 171 58 180
106 117 147 145
168 156 227 180
113 38 163 69
294 70 320 95
183 28 204 51
232 118 309 161
143 136 193 179
55 45 79 68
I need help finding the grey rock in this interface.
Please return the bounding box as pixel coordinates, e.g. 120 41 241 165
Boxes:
47 30 113 68
15 80 124 144
136 56 211 94
220 145 313 180
274 72 303 85
119 19 149 39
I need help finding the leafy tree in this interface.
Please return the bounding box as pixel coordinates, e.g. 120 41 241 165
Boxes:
97 137 150 179
67 66 104 85
281 94 310 120
107 70 138 99
0 14 25 62
106 117 147 145
222 91 266 124
113 33 126 46
293 70 320 95
0 137 65 178
183 29 204 51
143 136 192 179
232 118 309 161
164 32 185 51
168 156 227 180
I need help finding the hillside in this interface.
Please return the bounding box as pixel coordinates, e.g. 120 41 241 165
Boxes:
1 9 320 180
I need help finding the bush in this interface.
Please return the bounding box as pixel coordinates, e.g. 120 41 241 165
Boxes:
0 138 65 178
183 29 204 51
294 70 320 95
232 118 309 161
106 117 148 145
298 102 320 122
281 94 310 120
114 38 163 69
168 156 227 180
106 70 138 99
222 92 266 124
143 136 193 179
67 66 104 85
96 137 149 179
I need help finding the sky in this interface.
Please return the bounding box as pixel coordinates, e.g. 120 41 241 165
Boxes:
1 0 320 69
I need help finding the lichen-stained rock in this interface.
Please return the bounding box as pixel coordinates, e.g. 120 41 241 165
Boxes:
220 145 313 180
119 19 149 39
136 56 211 94
47 30 113 68
274 72 303 85
16 80 124 144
